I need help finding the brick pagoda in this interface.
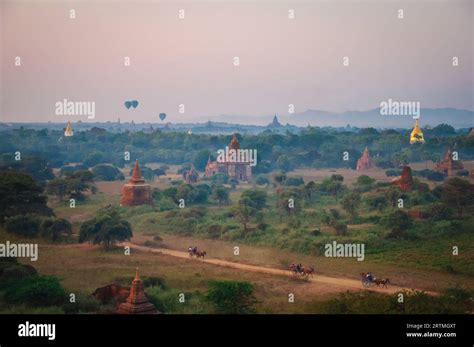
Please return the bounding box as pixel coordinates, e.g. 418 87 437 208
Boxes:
392 165 414 191
435 148 463 177
356 147 375 171
117 269 159 314
120 160 153 206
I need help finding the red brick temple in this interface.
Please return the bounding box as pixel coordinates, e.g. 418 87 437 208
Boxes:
356 147 375 171
435 148 463 177
392 165 414 191
120 160 153 206
205 134 252 181
117 269 159 314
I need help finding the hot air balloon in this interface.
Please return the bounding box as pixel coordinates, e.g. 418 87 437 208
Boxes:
131 100 139 108
159 113 167 121
124 101 132 109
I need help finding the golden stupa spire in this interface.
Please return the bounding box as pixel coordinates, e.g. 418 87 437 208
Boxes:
410 118 424 144
64 121 74 137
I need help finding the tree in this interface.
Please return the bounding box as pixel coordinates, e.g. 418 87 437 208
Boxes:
441 178 474 218
79 211 133 249
240 189 267 210
383 210 413 239
273 171 286 185
304 181 318 202
430 123 455 136
329 180 344 201
212 185 230 206
40 218 72 241
232 198 256 232
153 167 167 178
211 173 228 184
341 192 361 220
0 171 53 224
276 190 301 219
255 175 269 186
356 175 375 186
93 164 124 181
83 151 106 167
334 221 348 236
0 156 54 182
206 280 257 314
275 155 292 171
46 170 96 201
285 176 304 186
192 149 212 171
384 187 402 208
4 214 41 237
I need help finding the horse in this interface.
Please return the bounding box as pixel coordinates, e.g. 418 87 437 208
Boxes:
289 264 303 276
196 251 207 259
374 278 390 288
301 267 315 277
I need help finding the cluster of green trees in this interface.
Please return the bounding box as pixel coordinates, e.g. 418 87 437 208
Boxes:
1 125 472 175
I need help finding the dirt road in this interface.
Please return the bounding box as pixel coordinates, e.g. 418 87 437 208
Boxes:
124 242 438 295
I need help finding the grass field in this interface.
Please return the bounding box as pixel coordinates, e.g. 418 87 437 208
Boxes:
3 164 473 314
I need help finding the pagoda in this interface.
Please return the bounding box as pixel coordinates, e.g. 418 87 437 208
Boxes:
120 160 153 206
268 114 282 128
205 133 252 181
64 121 74 137
117 269 159 314
409 119 424 144
356 147 375 171
435 147 463 177
392 166 414 191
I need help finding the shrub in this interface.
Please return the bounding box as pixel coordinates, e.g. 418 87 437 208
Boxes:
151 188 162 201
285 177 305 186
206 280 257 314
142 276 167 290
40 217 72 241
4 214 40 237
4 275 66 307
211 173 229 184
207 224 223 239
424 203 454 221
255 175 269 186
63 294 101 314
1 264 37 285
92 164 124 181
383 210 413 239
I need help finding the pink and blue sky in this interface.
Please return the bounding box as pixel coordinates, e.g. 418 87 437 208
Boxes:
1 0 472 124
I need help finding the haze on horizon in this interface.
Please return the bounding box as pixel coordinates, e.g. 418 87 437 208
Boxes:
1 0 473 126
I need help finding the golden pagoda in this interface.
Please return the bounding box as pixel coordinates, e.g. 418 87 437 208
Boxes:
64 121 74 137
409 118 424 144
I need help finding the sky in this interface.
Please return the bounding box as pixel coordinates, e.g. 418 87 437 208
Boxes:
1 0 473 124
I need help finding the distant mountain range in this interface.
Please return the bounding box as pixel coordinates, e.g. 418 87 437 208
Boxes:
209 108 473 128
1 108 472 133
